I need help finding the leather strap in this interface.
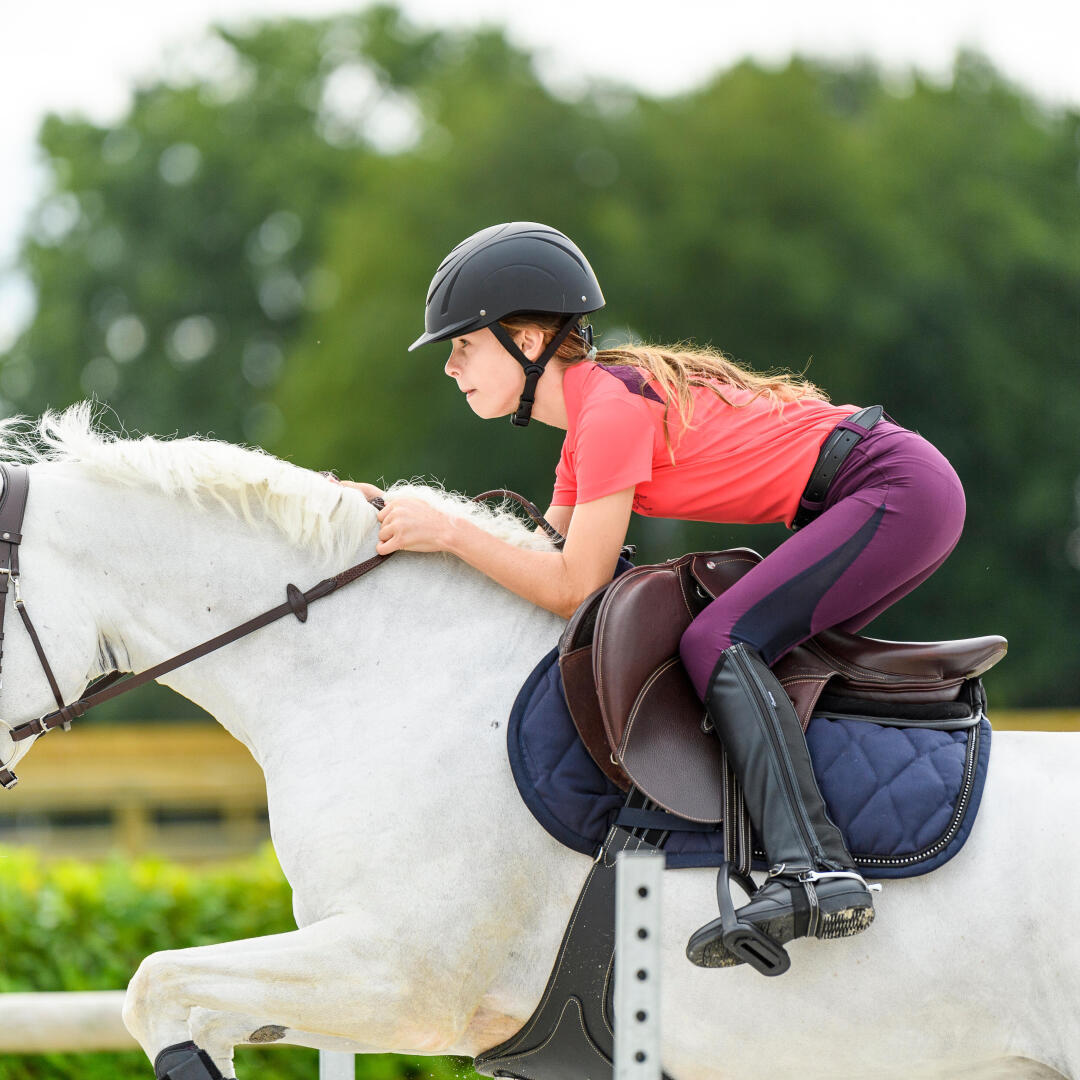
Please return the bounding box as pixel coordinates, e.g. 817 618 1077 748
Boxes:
474 822 667 1080
721 745 753 877
1 481 569 746
0 464 30 692
489 317 581 427
10 549 393 742
791 404 885 531
472 489 567 548
470 488 635 559
0 465 68 714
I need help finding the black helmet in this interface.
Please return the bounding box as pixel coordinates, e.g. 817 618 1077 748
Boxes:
409 222 605 426
409 222 604 351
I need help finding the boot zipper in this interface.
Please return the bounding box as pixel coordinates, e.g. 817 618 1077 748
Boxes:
729 643 828 867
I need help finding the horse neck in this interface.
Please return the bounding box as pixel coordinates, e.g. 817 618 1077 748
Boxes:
39 466 566 792
35 464 358 751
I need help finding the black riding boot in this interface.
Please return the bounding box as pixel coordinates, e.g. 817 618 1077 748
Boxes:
686 642 876 971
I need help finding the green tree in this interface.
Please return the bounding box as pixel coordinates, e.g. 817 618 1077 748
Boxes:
3 7 1078 705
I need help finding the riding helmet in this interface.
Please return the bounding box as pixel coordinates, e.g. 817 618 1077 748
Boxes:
408 222 605 352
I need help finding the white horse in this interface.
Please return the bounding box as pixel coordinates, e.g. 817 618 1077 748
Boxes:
0 405 1075 1080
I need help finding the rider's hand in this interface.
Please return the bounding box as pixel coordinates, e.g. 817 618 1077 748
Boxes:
327 476 385 501
374 498 452 555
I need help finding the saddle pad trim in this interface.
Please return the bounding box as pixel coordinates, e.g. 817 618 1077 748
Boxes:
838 714 991 878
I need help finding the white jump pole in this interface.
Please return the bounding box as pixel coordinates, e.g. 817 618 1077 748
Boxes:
0 991 135 1052
614 850 664 1080
318 1050 356 1079
0 990 357 1078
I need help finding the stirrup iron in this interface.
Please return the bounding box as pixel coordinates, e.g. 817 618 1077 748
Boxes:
714 862 791 976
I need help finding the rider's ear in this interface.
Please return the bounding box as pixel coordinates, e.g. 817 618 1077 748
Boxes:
516 326 545 361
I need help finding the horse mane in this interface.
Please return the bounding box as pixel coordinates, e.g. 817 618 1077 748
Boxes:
0 403 555 566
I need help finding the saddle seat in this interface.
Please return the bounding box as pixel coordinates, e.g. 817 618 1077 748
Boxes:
559 547 1007 823
798 626 1005 690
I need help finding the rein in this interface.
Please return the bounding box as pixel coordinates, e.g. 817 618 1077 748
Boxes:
0 470 567 787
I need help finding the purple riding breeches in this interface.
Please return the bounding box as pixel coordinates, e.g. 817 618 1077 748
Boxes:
678 417 967 699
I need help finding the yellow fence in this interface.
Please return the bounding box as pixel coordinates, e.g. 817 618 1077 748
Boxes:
0 724 268 860
1 712 1077 860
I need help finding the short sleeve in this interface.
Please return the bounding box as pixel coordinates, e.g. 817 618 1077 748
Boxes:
570 397 654 504
551 435 577 506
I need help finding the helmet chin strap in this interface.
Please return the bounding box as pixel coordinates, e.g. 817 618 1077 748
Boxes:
489 317 583 427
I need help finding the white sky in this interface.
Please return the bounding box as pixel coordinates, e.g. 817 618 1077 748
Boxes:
2 0 1078 348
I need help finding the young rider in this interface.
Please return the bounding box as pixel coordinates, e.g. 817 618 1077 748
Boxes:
341 221 967 969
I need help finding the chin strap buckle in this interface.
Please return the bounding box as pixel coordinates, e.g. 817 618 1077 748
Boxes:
492 316 584 428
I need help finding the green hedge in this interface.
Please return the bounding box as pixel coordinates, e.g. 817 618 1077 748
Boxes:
0 845 475 1080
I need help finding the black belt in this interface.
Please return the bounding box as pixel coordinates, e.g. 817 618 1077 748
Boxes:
790 404 885 531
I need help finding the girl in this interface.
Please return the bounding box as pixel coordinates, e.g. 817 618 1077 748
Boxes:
340 221 966 970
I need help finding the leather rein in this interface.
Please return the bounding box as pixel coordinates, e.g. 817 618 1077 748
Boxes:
0 470 567 789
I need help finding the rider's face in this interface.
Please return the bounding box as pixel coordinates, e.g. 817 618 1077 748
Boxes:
444 327 530 419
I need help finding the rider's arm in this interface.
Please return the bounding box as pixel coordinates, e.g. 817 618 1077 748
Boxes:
541 504 574 539
443 488 633 619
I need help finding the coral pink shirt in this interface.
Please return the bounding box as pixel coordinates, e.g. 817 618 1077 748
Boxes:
551 362 861 528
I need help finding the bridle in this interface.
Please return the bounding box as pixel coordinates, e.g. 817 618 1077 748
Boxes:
0 464 395 788
0 463 79 788
0 468 578 790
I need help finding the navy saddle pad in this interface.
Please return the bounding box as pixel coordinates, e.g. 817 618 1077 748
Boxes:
508 647 991 879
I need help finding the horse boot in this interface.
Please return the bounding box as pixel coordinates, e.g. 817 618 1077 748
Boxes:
686 641 877 973
154 1041 230 1080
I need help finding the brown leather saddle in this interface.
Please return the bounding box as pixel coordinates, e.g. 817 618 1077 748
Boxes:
558 547 1008 823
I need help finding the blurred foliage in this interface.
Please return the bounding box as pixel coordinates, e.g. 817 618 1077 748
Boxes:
2 5 1079 706
0 844 475 1079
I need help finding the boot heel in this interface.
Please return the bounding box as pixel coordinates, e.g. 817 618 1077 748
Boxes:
817 905 876 940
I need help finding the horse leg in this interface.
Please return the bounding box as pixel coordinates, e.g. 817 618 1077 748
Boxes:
186 1006 381 1068
123 912 470 1077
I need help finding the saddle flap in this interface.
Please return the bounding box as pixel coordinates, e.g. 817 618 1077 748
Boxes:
558 579 610 656
559 645 632 790
617 656 725 822
592 558 695 753
592 549 764 754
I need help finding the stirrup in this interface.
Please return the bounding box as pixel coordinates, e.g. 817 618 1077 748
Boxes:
715 862 791 976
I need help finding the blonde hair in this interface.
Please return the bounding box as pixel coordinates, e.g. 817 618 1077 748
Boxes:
499 313 831 461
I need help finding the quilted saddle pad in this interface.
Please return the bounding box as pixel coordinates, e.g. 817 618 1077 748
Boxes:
508 647 991 879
